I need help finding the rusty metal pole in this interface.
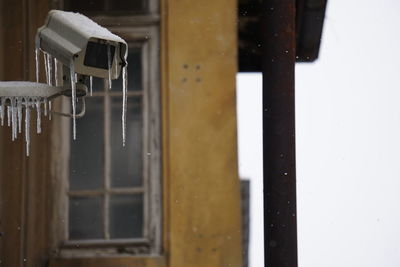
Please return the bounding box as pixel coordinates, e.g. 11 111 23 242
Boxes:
262 0 298 266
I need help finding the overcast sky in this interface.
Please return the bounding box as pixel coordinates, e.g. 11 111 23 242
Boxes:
296 0 400 266
237 73 263 267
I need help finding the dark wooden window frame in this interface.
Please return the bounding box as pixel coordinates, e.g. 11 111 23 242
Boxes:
48 9 162 256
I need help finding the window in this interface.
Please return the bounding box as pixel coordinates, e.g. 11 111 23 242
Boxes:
55 1 161 257
69 47 146 242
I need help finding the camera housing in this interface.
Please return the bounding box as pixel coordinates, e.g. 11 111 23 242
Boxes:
36 10 128 79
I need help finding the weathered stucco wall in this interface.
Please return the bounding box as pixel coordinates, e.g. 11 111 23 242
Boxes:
161 0 243 266
0 1 53 266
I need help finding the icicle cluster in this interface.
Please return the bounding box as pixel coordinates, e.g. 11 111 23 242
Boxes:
34 43 128 149
38 47 80 141
0 96 50 156
105 43 128 147
36 48 59 127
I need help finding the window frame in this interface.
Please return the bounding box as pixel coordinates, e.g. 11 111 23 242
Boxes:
52 25 161 258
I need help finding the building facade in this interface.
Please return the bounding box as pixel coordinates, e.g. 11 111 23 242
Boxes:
0 0 243 266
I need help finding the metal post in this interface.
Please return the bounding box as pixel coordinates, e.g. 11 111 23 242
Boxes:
262 0 298 266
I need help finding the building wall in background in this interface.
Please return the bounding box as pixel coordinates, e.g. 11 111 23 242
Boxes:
0 0 243 266
0 0 53 266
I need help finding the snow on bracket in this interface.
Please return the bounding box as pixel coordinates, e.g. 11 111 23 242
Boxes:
0 81 62 156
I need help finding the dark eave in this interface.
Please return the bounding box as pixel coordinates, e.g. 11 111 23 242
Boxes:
295 0 328 62
238 0 328 72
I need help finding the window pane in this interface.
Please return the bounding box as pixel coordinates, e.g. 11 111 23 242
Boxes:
109 194 143 238
83 76 104 93
109 0 146 13
67 0 106 13
69 196 103 240
112 47 142 91
110 97 143 188
70 97 104 191
65 0 147 14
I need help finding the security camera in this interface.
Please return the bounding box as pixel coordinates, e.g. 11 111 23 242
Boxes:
0 10 129 156
35 10 129 143
36 10 128 80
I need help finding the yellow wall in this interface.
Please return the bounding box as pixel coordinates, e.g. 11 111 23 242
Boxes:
162 0 243 266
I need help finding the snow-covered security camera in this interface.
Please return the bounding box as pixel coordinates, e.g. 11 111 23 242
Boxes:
0 10 129 156
36 10 129 142
36 10 128 80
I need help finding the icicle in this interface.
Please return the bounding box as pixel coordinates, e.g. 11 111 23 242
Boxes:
44 53 50 85
0 97 5 126
44 98 48 117
35 48 40 83
70 62 77 140
25 98 31 157
12 98 18 140
36 98 41 134
10 97 16 141
17 98 22 134
89 76 93 96
107 44 112 90
10 99 14 140
122 66 128 146
7 105 11 127
54 58 58 86
35 36 41 83
48 101 52 121
47 54 53 85
13 100 17 139
14 99 18 139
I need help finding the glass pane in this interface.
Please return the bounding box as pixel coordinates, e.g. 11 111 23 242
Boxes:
110 97 143 188
109 0 146 13
83 76 104 93
69 196 103 240
70 97 104 190
65 0 146 15
66 0 106 13
112 47 142 91
109 194 143 238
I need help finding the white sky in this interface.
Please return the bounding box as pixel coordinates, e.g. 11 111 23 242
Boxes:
237 73 263 267
296 0 400 266
237 1 400 266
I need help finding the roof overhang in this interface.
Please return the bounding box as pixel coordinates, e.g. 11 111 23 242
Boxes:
238 0 328 72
